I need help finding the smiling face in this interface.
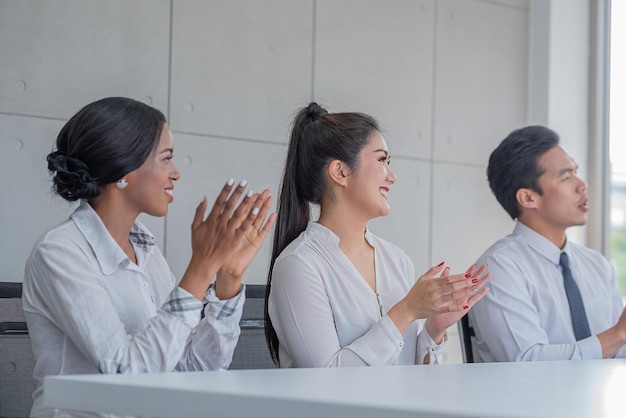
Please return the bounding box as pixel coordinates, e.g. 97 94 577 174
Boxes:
519 145 588 241
344 130 397 221
124 123 180 217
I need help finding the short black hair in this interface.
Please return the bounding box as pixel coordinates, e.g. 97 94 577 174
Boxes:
487 125 560 219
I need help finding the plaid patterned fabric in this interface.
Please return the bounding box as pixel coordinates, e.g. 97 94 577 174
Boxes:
162 287 203 316
203 284 240 320
129 223 155 253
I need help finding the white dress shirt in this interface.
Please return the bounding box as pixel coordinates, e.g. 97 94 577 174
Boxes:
468 221 626 362
22 201 244 418
268 222 445 368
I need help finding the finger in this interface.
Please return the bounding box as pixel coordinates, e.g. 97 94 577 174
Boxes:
465 263 477 276
471 263 489 280
191 196 208 231
441 271 475 284
230 189 258 227
251 190 272 230
466 287 490 306
417 262 446 281
221 179 250 216
438 266 451 279
236 200 261 233
207 178 236 219
258 212 277 239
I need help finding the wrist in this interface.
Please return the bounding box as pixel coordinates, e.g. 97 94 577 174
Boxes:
215 269 243 300
424 318 447 345
388 299 417 335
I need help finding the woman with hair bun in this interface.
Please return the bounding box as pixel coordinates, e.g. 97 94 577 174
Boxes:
23 97 275 418
265 103 489 367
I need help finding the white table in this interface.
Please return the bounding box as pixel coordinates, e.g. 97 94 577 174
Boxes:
44 359 626 418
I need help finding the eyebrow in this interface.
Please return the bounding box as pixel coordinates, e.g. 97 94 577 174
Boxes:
557 165 577 177
159 148 174 155
373 149 389 158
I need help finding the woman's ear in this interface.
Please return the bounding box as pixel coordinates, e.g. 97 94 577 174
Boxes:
327 160 348 187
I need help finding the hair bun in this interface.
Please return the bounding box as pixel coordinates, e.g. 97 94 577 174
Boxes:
47 151 100 201
305 102 328 122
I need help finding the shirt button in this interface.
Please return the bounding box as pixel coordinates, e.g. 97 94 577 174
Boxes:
142 281 149 289
399 342 404 347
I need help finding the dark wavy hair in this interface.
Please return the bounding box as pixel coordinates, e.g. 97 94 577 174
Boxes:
487 125 560 219
47 97 166 201
264 102 380 365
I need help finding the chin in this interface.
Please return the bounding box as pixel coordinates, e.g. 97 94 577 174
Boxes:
147 207 169 218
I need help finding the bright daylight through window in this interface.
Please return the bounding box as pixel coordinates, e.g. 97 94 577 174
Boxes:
609 2 626 295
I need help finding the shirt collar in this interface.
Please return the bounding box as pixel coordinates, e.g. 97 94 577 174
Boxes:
71 201 156 275
514 221 568 266
308 221 374 247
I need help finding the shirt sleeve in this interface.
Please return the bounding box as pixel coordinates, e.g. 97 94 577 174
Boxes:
416 328 447 364
24 239 230 374
469 253 602 362
176 283 244 371
269 253 404 367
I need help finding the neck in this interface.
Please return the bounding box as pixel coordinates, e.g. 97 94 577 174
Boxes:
518 215 567 249
317 203 370 256
89 194 138 250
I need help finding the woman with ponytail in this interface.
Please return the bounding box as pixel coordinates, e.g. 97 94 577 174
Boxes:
265 103 489 367
23 97 275 418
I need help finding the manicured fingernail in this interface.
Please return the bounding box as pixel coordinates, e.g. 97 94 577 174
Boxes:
239 179 248 187
437 261 445 267
472 278 478 284
252 207 259 215
246 190 254 198
465 273 471 278
227 178 235 186
463 305 469 310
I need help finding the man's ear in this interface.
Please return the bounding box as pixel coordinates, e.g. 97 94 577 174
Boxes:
327 160 348 187
516 188 539 210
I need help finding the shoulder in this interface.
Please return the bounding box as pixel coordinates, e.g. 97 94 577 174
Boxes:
569 241 611 270
477 233 527 265
29 218 87 260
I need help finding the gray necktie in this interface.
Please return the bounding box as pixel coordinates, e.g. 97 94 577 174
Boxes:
559 252 592 341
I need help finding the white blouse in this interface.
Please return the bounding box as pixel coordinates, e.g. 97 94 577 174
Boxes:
268 222 445 368
23 201 244 418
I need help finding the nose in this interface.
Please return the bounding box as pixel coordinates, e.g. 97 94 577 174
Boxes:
171 162 181 181
387 165 397 184
576 175 587 194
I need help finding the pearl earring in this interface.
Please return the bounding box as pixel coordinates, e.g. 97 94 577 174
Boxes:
116 179 128 189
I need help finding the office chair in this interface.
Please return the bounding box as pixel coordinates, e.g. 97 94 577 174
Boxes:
458 315 476 363
230 284 276 369
0 282 35 417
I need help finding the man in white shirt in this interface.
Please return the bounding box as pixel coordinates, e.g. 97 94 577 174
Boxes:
468 126 626 361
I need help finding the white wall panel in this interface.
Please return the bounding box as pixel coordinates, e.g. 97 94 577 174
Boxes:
433 0 528 164
0 1 170 119
369 159 431 274
431 162 515 271
170 0 313 143
0 115 71 282
0 114 166 283
164 132 286 284
314 0 434 159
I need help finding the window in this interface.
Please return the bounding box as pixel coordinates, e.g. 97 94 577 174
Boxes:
609 1 626 295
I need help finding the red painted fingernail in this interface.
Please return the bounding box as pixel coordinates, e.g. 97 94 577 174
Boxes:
465 273 471 278
437 261 445 267
472 278 478 284
463 305 469 310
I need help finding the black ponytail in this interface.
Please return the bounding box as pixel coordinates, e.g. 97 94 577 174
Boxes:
264 102 379 364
